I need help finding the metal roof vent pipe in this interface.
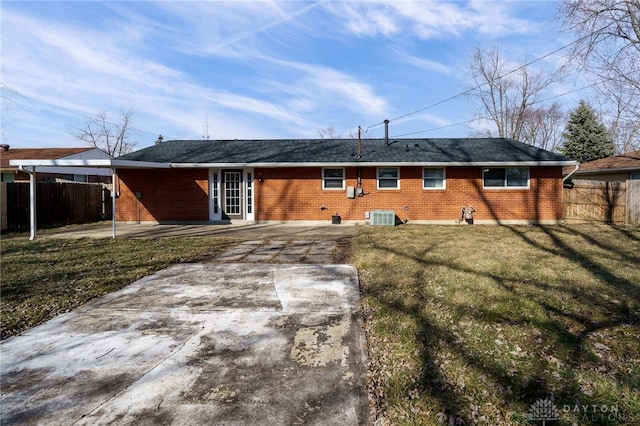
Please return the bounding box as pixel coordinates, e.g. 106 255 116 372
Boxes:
384 119 390 146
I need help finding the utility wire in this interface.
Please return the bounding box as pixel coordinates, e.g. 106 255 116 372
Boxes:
385 67 640 139
390 118 482 138
365 25 610 132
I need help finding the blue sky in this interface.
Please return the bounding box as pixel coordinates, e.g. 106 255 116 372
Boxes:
1 1 581 151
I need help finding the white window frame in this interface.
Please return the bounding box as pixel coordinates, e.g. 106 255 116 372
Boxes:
209 168 221 221
483 167 530 189
322 167 345 190
423 167 445 189
244 168 254 221
377 167 400 190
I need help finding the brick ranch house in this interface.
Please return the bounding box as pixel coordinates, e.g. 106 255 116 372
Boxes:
111 137 576 225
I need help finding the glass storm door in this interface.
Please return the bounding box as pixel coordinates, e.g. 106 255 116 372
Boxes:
223 171 243 220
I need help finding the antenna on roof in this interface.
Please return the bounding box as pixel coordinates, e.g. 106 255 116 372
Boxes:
203 114 210 140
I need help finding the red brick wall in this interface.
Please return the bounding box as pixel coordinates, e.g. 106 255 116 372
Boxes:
116 166 563 223
254 166 563 222
116 169 209 222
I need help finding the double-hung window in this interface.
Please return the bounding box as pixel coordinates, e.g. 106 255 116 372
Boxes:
483 167 529 188
322 168 345 190
423 168 445 189
377 168 399 189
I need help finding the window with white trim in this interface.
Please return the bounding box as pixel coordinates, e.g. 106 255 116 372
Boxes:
483 167 529 188
212 172 219 214
322 168 345 190
423 168 445 189
247 172 252 214
377 167 399 189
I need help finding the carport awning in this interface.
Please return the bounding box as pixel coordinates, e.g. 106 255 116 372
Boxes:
8 159 170 241
9 159 170 169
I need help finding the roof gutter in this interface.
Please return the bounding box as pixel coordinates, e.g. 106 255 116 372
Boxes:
171 160 578 168
10 159 577 169
572 166 639 175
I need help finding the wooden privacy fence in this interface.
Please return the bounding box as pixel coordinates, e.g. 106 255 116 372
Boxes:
1 182 112 232
563 179 640 225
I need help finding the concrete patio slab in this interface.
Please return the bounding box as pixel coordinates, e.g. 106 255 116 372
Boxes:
22 222 358 241
0 263 369 425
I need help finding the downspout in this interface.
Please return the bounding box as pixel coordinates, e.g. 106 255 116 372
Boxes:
18 165 37 240
563 164 579 182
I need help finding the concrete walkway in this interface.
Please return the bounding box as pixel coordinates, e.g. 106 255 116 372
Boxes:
0 263 369 425
26 221 358 241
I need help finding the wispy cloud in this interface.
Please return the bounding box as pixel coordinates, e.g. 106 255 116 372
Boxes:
391 48 453 75
1 3 328 143
138 1 322 58
263 58 388 117
1 1 566 149
324 0 542 39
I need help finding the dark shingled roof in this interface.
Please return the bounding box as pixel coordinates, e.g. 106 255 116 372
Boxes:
117 138 573 165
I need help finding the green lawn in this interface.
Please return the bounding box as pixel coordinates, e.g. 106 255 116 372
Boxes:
1 225 639 425
0 237 232 339
352 224 640 425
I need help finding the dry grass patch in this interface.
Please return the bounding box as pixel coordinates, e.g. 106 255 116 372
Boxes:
353 224 640 425
1 237 232 339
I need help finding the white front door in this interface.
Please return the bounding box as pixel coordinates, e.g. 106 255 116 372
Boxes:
222 170 243 220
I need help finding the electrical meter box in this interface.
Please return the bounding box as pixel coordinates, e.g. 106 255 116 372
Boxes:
346 186 356 199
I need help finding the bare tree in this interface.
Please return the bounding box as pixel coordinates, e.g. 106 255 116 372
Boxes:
559 0 640 153
521 102 566 152
469 46 561 149
595 79 640 153
318 125 340 139
559 0 640 91
318 126 356 140
72 110 136 157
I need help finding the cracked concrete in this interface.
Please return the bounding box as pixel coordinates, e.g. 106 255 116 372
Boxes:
0 263 369 425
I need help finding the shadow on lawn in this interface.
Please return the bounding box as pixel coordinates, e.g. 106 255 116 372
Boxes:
363 225 640 425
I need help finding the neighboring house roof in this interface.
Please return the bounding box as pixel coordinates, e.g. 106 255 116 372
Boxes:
1 147 98 169
117 138 574 167
2 147 113 177
566 150 640 175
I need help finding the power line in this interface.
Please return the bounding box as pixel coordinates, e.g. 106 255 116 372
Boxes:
385 68 640 139
389 117 482 138
365 25 610 132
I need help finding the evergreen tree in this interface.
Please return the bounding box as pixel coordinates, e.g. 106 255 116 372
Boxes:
560 100 615 162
